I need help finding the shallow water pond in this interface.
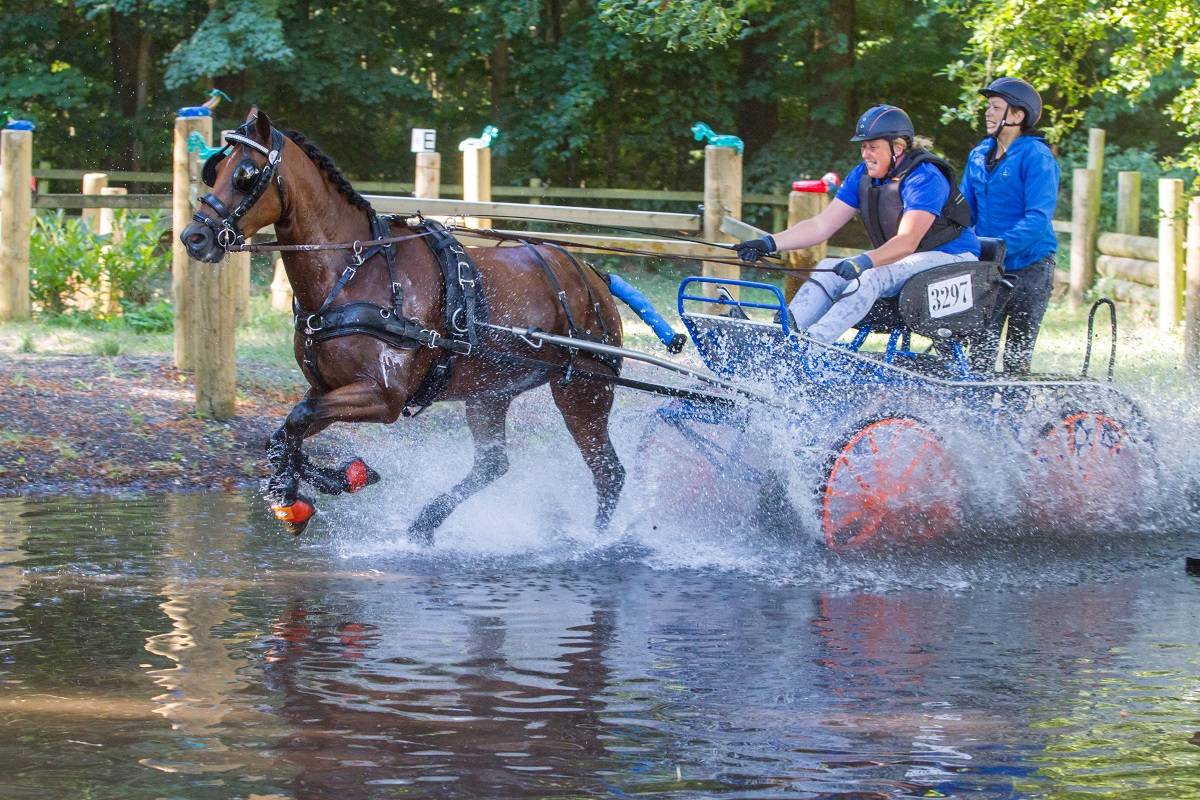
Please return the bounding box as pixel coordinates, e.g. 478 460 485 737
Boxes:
0 492 1198 799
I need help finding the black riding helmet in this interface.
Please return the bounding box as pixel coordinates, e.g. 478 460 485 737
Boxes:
849 105 915 143
980 77 1043 128
850 105 914 179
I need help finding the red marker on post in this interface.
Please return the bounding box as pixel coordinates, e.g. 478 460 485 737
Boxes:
792 172 839 193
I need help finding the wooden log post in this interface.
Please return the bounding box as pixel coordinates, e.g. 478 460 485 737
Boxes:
172 112 212 370
1068 167 1098 311
1157 178 1185 332
702 144 742 295
193 245 238 419
0 125 33 320
415 152 440 199
784 190 827 299
1185 196 1200 370
1087 127 1105 232
97 186 127 317
461 143 492 229
80 172 107 228
270 255 292 312
1116 170 1141 236
221 130 251 325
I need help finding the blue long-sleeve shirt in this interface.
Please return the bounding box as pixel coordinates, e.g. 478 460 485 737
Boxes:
959 134 1060 271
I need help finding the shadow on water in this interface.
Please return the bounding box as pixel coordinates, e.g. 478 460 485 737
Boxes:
0 480 1198 799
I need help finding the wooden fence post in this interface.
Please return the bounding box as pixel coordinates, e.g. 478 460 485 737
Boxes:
221 130 251 325
461 143 492 229
1087 128 1105 229
1185 195 1200 371
270 255 292 313
172 111 212 370
1158 178 1185 332
97 186 126 317
1116 170 1141 236
81 172 107 228
415 152 440 199
785 190 826 299
0 125 33 320
702 144 742 293
1068 167 1098 311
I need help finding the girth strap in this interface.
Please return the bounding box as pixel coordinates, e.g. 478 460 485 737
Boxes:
522 242 582 337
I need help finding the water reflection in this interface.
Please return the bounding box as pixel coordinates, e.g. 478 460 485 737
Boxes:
0 493 1194 800
141 493 290 779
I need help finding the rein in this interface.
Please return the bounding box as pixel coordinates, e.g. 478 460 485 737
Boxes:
223 218 828 276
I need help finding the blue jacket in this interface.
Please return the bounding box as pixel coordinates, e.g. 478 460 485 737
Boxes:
959 134 1060 271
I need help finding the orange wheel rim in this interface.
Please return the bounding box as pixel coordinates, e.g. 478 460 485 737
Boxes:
1030 411 1139 527
821 418 961 552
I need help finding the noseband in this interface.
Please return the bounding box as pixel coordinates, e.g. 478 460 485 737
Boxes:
193 122 286 249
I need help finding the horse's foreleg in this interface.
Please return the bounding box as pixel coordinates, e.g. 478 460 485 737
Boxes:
267 382 399 536
551 379 625 530
408 396 513 545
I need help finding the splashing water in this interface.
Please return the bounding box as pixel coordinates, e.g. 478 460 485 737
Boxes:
312 360 1200 592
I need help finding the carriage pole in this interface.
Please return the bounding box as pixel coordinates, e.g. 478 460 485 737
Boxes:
1185 195 1200 371
702 144 742 296
0 121 33 320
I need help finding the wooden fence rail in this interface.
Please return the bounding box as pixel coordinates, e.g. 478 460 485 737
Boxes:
5 121 1199 374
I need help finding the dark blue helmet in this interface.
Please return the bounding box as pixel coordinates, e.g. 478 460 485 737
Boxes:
980 77 1043 127
850 105 914 143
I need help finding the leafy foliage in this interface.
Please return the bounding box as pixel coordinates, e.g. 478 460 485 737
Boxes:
29 211 171 322
0 0 1193 199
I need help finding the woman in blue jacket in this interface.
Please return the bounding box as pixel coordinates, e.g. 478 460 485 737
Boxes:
961 77 1060 374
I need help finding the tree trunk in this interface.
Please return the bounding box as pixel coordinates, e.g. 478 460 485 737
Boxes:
810 0 856 142
734 29 779 162
109 8 152 169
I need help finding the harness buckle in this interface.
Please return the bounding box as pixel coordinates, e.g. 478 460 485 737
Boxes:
457 261 475 287
426 330 440 349
341 264 358 281
451 307 467 333
304 314 324 334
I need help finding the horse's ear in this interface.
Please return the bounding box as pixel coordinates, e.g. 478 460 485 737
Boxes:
255 110 273 143
244 106 259 123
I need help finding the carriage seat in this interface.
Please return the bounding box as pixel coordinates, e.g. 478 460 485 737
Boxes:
854 237 1008 341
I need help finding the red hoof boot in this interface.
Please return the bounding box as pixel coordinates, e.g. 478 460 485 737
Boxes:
342 458 380 494
272 495 317 536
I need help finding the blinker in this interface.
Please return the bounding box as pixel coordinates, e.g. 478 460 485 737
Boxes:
232 160 261 192
201 147 229 188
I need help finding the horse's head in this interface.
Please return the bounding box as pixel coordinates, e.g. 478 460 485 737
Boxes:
181 108 287 263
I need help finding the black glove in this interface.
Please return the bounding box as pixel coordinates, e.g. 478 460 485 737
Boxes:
734 235 776 263
833 252 873 280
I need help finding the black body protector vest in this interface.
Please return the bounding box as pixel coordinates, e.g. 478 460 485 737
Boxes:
858 149 973 251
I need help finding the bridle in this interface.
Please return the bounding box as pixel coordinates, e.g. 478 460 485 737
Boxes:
194 119 287 249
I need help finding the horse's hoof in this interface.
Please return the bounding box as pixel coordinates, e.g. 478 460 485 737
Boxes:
342 458 380 493
272 495 316 536
406 524 435 547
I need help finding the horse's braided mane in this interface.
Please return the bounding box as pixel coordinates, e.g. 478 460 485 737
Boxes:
282 129 374 214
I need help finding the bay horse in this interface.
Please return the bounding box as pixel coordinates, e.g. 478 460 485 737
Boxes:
181 109 625 541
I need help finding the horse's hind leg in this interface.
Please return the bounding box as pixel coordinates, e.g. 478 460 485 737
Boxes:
551 377 625 530
408 395 514 544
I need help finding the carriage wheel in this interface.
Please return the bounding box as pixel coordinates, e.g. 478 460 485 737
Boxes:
820 417 963 552
1029 410 1145 529
637 417 720 513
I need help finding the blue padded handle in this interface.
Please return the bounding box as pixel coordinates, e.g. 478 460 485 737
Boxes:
608 272 686 353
